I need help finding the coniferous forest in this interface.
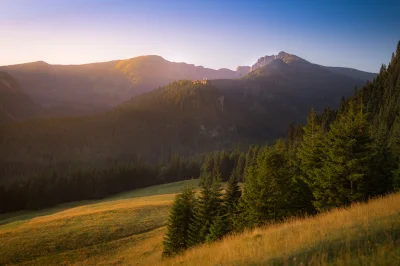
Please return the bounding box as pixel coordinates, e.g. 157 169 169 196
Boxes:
162 42 400 256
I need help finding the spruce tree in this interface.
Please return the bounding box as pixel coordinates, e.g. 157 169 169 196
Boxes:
188 169 225 246
240 141 294 226
368 124 395 196
317 99 374 210
225 171 241 230
296 109 325 206
205 214 229 243
163 187 197 257
200 154 214 183
210 167 224 214
231 197 248 232
212 151 221 177
389 116 400 159
238 153 246 176
188 173 212 247
208 168 225 232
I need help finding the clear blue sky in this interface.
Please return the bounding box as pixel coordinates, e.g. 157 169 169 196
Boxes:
1 0 399 72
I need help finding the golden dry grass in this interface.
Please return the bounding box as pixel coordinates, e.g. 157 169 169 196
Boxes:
0 180 198 265
161 193 400 266
1 180 399 266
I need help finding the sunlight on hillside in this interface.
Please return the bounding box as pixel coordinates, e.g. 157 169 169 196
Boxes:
1 179 399 265
162 193 400 266
0 180 198 265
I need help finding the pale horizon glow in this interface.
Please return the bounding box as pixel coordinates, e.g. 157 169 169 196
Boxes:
1 0 399 72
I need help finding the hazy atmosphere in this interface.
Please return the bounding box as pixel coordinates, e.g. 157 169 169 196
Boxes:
1 0 400 265
1 0 399 71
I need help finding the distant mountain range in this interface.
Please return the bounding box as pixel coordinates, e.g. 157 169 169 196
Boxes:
0 52 378 176
0 52 379 179
0 52 376 118
0 56 239 117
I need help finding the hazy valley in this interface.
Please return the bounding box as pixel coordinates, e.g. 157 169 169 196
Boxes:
0 52 376 180
1 1 399 264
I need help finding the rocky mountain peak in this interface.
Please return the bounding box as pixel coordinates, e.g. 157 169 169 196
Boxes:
249 52 307 72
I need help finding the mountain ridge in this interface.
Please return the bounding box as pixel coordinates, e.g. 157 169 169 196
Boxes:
0 53 377 118
1 52 377 76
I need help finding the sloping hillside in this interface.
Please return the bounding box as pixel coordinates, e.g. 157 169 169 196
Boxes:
163 192 400 266
0 79 303 177
0 70 365 178
0 72 42 124
0 180 198 265
326 66 378 81
0 180 398 265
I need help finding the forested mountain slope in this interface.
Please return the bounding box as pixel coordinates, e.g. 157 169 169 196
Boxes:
0 80 293 177
0 65 363 175
0 72 42 124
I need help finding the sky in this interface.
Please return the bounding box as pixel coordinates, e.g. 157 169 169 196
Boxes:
0 0 399 72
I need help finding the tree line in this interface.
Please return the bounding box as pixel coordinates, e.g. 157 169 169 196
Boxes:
0 155 201 213
162 41 400 256
0 150 248 214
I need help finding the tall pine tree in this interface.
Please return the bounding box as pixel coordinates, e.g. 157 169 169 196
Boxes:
239 141 295 226
296 109 325 208
188 170 224 246
163 187 197 257
317 99 374 210
225 170 241 230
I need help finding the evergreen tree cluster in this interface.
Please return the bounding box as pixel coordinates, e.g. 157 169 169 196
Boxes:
0 148 247 214
0 155 200 213
163 187 197 256
200 150 246 182
163 41 400 256
163 168 242 256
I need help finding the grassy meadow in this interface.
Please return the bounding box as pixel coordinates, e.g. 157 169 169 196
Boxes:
0 179 198 265
1 179 400 265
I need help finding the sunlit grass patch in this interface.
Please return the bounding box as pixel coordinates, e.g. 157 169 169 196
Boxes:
0 179 198 265
1 180 399 266
162 193 400 266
